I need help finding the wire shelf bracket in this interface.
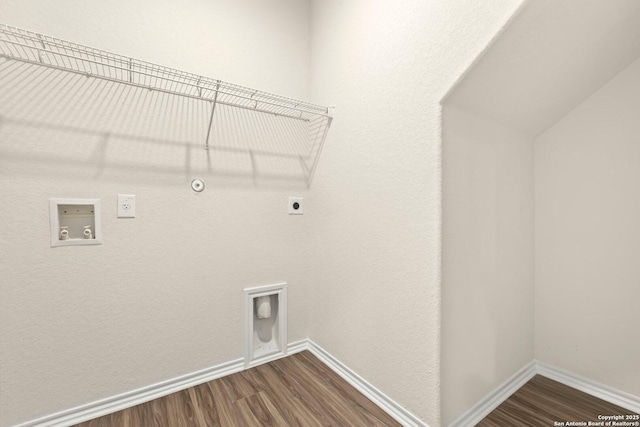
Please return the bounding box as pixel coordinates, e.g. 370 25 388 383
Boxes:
0 24 334 151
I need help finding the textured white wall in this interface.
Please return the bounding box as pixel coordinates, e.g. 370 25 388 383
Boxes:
307 1 523 425
442 0 640 136
0 0 310 95
0 1 529 425
0 1 313 426
441 105 534 424
535 56 640 397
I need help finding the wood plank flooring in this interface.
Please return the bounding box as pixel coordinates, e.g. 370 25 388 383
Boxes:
71 354 638 427
73 351 401 427
478 375 639 426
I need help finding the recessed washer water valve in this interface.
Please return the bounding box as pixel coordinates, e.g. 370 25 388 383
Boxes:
50 198 102 247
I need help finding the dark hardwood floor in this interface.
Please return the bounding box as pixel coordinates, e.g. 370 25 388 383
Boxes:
73 350 401 427
72 355 638 427
478 375 638 426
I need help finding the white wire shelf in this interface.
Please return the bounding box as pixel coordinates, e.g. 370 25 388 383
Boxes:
0 24 333 151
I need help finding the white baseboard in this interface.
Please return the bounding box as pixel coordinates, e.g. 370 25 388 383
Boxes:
447 361 640 427
447 361 537 427
304 339 429 427
11 339 427 427
13 349 298 427
287 338 310 355
15 342 637 427
12 357 245 427
537 361 640 415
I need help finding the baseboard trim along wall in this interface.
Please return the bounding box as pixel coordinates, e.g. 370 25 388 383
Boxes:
12 357 245 427
447 361 640 427
537 362 640 415
302 339 429 427
447 361 538 427
21 341 637 427
11 339 426 427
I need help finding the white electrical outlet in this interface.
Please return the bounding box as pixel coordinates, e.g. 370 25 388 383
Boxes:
117 194 136 218
288 197 303 215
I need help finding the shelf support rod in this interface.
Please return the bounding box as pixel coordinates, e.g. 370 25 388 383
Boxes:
36 34 45 64
196 76 202 98
204 80 220 150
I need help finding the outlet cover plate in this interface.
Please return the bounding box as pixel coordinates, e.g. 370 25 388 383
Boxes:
117 194 136 218
288 197 303 215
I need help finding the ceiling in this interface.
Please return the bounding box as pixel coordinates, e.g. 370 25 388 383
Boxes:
443 0 640 136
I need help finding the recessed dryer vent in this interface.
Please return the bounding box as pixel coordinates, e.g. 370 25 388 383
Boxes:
49 198 102 247
244 283 287 368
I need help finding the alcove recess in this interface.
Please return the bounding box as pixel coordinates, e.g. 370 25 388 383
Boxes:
244 283 287 368
49 198 102 247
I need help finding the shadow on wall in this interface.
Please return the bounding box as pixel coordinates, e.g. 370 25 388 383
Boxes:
0 58 328 189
